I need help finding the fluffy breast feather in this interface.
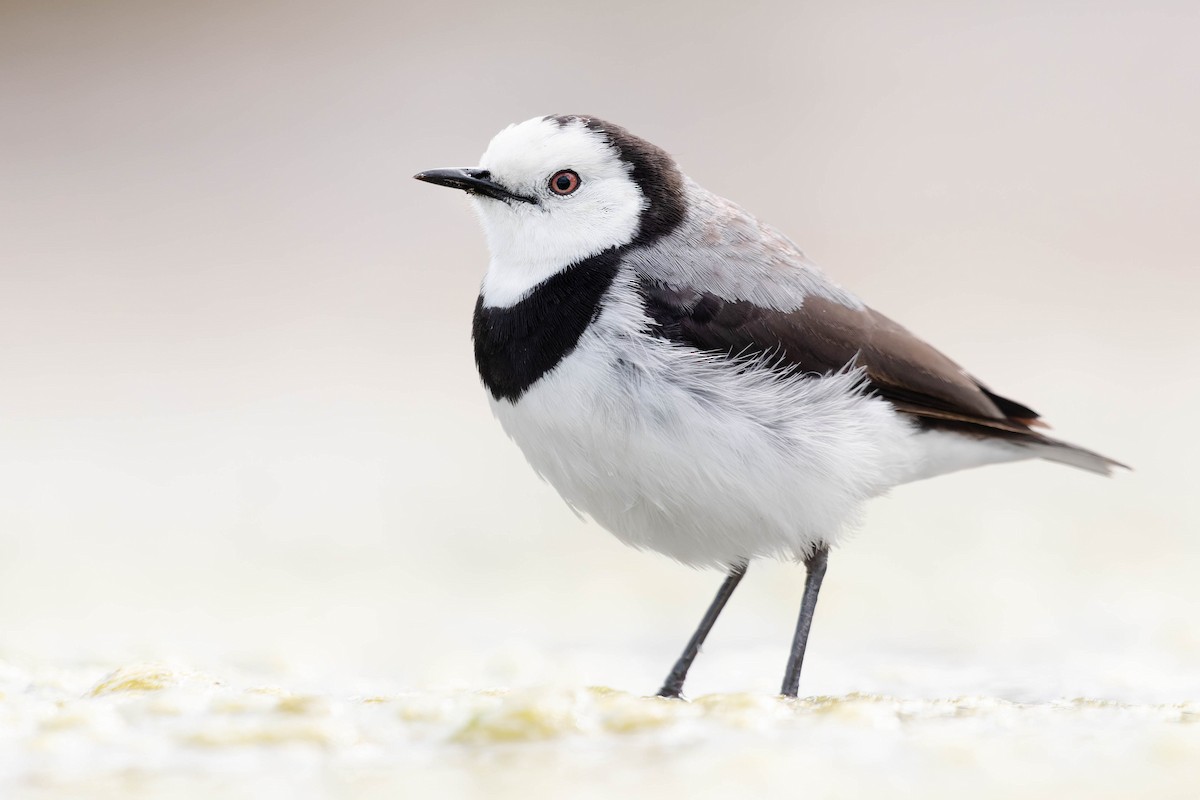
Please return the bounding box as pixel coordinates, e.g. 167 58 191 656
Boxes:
488 273 919 567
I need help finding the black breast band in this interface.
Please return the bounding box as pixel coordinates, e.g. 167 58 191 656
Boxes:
472 248 622 402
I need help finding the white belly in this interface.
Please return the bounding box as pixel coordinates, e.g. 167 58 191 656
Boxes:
488 313 923 567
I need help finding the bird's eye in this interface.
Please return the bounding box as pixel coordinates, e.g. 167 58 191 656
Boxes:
548 170 581 196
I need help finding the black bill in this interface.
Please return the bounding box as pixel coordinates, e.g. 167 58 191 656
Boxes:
413 168 536 204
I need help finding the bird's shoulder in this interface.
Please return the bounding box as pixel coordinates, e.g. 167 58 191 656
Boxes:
624 181 861 312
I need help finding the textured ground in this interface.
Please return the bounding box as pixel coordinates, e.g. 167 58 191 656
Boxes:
3 648 1198 800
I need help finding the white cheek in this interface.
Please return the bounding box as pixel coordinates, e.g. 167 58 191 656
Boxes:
477 180 643 308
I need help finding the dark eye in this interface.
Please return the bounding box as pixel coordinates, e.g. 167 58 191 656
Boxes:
549 170 581 195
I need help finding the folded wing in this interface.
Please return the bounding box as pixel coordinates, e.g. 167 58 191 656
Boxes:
637 279 1124 475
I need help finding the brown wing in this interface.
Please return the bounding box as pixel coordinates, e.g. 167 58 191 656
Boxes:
638 279 1044 439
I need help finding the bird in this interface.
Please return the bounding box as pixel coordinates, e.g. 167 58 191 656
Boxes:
414 115 1124 698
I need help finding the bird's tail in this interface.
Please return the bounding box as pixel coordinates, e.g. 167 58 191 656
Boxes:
1031 436 1129 476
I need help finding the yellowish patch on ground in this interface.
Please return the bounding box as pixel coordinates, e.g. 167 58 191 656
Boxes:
89 664 185 696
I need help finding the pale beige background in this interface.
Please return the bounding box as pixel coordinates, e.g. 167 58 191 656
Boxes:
1 0 1198 796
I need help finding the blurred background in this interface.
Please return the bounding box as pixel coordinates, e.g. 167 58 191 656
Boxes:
1 0 1197 706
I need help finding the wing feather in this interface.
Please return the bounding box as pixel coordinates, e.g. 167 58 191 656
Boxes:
638 279 1044 437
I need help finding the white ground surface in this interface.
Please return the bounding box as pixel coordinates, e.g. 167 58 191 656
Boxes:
3 648 1198 800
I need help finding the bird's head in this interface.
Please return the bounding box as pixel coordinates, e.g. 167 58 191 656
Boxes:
415 115 684 306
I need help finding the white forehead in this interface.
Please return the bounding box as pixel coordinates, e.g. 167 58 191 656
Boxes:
479 116 629 186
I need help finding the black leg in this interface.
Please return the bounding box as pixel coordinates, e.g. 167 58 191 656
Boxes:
780 546 829 697
656 562 748 698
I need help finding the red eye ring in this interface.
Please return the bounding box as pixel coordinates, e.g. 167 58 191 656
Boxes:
549 170 581 195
